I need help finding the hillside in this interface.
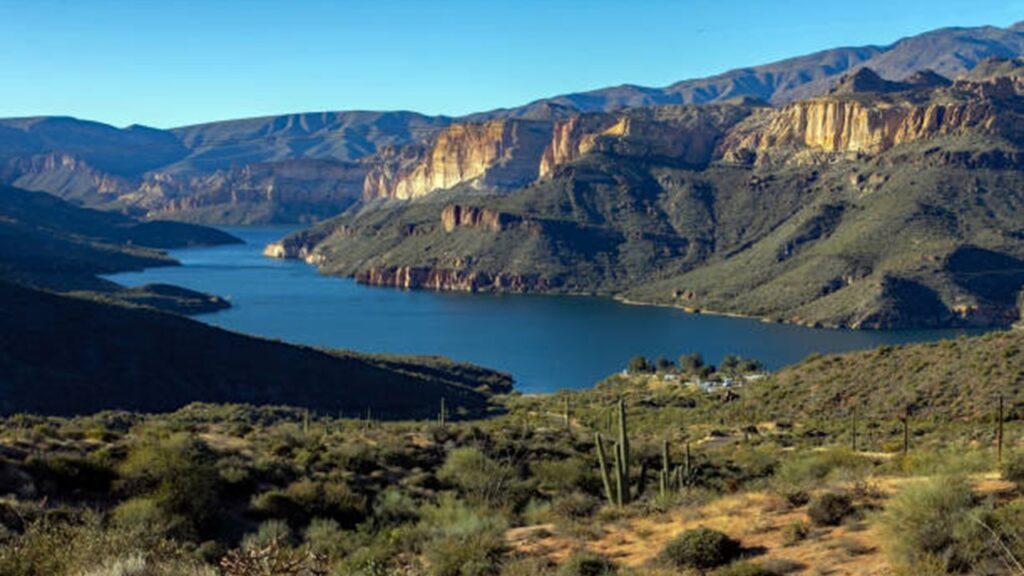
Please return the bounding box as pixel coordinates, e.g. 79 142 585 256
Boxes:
1 22 1021 224
0 280 509 417
270 65 1024 329
0 184 239 317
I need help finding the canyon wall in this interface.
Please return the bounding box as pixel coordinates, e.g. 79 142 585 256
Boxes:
720 77 1023 162
363 120 552 199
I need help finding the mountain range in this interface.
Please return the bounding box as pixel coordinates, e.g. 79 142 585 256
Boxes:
4 21 1024 331
2 23 1022 224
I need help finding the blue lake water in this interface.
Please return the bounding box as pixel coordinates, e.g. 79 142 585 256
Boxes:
107 226 985 392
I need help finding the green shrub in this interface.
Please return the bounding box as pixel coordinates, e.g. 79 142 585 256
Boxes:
880 476 988 572
372 487 420 527
425 531 504 576
117 432 220 538
773 449 870 492
439 448 517 507
1000 452 1024 485
557 552 616 576
781 521 809 546
241 519 292 549
303 518 348 559
550 493 600 522
251 478 366 527
530 458 589 493
658 527 741 570
806 493 853 526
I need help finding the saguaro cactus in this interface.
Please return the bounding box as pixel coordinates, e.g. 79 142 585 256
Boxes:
595 399 633 506
438 397 447 427
659 439 670 498
997 394 1005 463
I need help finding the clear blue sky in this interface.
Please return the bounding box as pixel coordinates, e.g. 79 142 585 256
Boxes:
0 0 1020 128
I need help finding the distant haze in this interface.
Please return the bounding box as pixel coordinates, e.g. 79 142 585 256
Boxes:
0 0 1020 128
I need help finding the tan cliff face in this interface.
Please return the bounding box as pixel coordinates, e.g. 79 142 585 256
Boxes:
362 120 552 199
719 77 1024 163
355 266 546 292
440 204 522 232
539 105 752 177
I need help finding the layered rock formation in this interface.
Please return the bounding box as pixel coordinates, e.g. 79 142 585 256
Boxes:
720 71 1024 163
355 266 545 292
440 204 521 232
363 120 552 199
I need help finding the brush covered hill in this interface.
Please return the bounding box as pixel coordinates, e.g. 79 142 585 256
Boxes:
740 328 1024 423
0 279 510 417
271 65 1024 329
2 23 1022 224
0 184 238 314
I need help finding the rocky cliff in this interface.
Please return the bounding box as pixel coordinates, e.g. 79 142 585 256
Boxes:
355 266 546 292
363 120 552 199
539 105 752 177
440 204 522 232
720 70 1024 163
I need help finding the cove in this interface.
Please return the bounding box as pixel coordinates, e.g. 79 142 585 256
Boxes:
107 226 987 392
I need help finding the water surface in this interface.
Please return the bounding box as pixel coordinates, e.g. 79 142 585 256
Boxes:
107 226 985 392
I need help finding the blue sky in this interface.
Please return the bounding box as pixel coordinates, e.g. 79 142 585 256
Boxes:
0 0 1020 128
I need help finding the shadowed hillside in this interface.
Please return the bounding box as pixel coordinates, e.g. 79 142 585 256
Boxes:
0 280 509 417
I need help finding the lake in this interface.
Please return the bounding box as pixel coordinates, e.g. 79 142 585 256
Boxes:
107 226 985 392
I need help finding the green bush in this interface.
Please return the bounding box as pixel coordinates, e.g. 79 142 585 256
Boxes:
251 478 366 527
658 527 741 570
557 552 616 576
530 458 589 493
425 531 504 576
117 432 220 538
880 476 987 572
550 493 600 522
781 521 809 546
773 449 870 492
806 493 854 526
439 448 517 507
500 556 555 576
241 519 292 549
1000 452 1024 485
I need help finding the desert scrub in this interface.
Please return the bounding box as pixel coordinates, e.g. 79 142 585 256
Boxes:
657 527 742 570
1000 451 1024 485
712 561 781 576
880 475 994 573
556 552 617 576
771 448 871 493
781 520 809 546
806 492 854 526
439 447 521 508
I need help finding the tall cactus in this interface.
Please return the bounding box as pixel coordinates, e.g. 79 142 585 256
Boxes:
595 433 614 505
594 399 633 506
438 397 447 427
997 394 1005 463
659 439 670 498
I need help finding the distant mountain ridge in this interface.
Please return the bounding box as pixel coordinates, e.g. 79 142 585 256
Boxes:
1 22 1021 223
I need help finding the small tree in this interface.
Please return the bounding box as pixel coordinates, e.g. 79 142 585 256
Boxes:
678 353 704 374
627 356 651 374
655 356 674 373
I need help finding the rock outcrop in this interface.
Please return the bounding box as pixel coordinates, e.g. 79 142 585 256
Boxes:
363 120 552 199
355 266 546 292
440 204 521 232
720 74 1024 163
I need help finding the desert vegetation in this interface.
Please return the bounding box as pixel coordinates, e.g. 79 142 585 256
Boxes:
1 360 1023 576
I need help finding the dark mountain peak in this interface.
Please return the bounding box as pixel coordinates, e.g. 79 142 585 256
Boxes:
964 56 1024 80
903 69 952 89
829 67 907 94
